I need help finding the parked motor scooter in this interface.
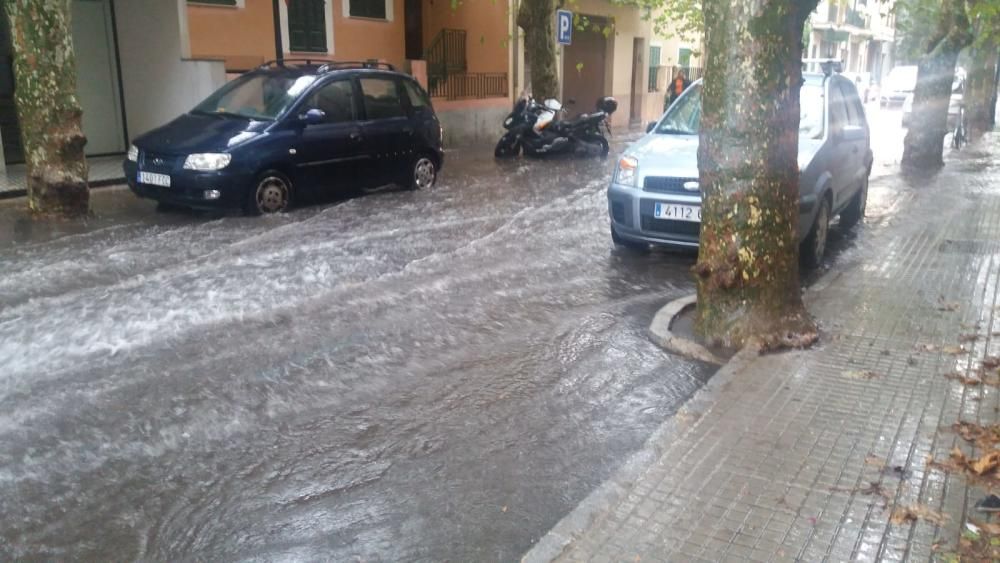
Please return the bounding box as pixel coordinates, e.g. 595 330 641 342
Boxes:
494 93 617 158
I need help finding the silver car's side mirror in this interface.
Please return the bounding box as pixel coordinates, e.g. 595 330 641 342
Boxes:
646 121 657 134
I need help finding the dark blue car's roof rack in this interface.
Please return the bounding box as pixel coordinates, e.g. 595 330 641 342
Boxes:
256 59 396 73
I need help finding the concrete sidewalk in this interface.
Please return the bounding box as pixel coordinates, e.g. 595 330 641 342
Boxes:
526 136 1000 562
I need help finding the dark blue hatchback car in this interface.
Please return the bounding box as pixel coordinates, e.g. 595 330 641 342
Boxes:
124 60 444 214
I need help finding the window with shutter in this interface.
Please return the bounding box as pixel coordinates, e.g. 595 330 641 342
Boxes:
349 0 387 20
648 46 661 92
288 0 328 53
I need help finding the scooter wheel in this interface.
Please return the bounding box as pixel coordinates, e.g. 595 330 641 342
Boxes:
494 135 520 158
595 136 609 157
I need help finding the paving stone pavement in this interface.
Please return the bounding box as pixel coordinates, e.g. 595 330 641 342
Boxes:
531 136 1000 562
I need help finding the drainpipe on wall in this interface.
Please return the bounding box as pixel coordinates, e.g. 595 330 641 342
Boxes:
272 0 283 61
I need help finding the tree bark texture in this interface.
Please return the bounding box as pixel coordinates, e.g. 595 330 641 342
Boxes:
3 0 88 216
901 0 973 169
966 42 998 139
516 0 559 100
694 0 819 351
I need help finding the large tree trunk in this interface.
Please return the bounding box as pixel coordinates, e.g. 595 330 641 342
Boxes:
901 0 972 169
516 0 559 100
3 0 88 216
966 42 998 139
693 0 819 351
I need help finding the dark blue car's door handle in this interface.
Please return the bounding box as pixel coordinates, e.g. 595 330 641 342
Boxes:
349 131 362 141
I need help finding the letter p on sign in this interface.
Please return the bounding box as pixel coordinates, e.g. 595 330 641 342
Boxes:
557 10 572 45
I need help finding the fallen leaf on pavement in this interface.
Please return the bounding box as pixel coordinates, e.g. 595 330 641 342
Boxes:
952 422 1000 448
890 504 948 526
974 520 1000 536
972 452 1000 475
959 334 981 343
944 372 983 386
844 370 880 380
984 356 1000 369
864 454 886 468
916 343 937 352
937 300 960 312
943 345 968 355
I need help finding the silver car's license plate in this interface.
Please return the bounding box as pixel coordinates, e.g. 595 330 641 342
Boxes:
654 202 700 222
138 171 171 187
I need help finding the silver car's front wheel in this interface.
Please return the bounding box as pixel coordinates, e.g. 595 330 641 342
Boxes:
802 197 830 269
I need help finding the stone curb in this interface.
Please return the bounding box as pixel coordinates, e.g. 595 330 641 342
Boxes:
0 178 124 201
520 338 760 563
647 294 725 366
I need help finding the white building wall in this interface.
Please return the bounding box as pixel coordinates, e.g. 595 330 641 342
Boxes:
115 0 225 139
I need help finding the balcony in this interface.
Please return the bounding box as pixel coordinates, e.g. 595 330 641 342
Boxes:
845 8 868 29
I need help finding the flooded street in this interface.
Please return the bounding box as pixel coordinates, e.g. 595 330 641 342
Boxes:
0 140 713 560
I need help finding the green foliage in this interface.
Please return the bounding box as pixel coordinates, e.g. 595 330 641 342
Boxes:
894 0 944 62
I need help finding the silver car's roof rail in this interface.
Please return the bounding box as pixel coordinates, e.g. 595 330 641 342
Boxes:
802 58 843 76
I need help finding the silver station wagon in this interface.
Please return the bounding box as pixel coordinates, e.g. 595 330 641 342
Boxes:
608 69 874 267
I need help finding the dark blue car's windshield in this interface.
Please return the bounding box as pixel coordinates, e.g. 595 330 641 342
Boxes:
655 81 826 139
193 73 317 121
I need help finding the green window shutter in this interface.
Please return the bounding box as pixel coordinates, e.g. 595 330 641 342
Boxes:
188 0 238 5
288 0 328 52
648 46 661 92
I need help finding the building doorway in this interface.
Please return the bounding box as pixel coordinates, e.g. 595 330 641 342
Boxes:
405 0 423 60
0 0 126 166
0 10 23 164
72 0 126 156
630 37 644 124
561 15 607 116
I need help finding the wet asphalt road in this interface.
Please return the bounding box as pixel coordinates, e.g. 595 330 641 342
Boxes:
0 138 714 561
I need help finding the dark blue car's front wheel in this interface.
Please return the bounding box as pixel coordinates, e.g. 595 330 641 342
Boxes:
409 155 437 190
245 171 292 215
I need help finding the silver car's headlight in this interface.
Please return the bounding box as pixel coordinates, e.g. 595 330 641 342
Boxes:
616 156 638 186
183 153 231 171
127 144 139 162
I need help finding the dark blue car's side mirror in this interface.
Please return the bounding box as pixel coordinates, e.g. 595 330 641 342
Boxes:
300 109 326 125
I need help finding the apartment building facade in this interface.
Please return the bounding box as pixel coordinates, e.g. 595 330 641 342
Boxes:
807 0 897 84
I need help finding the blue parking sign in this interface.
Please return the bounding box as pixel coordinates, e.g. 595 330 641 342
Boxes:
557 10 572 45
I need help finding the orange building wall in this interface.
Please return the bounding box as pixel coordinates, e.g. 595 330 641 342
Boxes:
422 0 508 73
331 0 407 69
188 2 276 71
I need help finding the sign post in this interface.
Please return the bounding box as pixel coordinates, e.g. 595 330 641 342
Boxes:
557 10 573 46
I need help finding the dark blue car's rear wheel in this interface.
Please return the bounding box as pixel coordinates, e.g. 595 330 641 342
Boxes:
245 171 291 215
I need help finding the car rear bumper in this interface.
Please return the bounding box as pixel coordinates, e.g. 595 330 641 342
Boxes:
607 182 702 249
123 160 251 209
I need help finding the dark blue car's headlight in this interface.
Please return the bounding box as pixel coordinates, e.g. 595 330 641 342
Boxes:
183 153 232 171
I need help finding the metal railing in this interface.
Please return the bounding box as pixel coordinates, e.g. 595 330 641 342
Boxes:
425 28 467 90
429 72 509 100
682 67 703 82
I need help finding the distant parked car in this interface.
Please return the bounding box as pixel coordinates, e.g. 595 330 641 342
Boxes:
608 70 874 267
124 60 444 214
880 65 918 107
901 75 965 129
